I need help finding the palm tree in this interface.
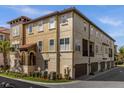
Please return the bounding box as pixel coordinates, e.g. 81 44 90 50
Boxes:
0 40 10 67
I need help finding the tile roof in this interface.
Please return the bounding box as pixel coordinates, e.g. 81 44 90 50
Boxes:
20 43 36 49
0 27 10 34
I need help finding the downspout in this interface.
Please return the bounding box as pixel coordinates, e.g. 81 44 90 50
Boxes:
56 13 60 74
22 24 25 45
72 11 75 79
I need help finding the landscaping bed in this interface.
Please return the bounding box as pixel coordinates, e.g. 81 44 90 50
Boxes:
0 72 72 83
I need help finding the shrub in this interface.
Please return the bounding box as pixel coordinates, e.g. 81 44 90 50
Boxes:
56 73 62 80
41 71 48 79
115 61 123 65
49 72 57 80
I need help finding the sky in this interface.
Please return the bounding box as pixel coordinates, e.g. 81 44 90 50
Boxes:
0 5 123 49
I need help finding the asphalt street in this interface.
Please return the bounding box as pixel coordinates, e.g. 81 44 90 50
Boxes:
0 76 48 88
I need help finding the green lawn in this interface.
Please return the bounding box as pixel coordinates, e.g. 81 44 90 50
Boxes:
0 72 72 83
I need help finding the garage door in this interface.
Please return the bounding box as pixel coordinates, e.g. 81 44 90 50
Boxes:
100 62 105 71
91 62 98 73
75 63 87 78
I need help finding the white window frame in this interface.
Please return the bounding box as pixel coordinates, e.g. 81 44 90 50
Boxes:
96 31 99 37
60 37 70 51
49 39 55 50
90 26 94 35
0 35 4 40
27 25 33 34
12 26 20 37
49 17 56 30
38 21 44 32
37 41 43 51
83 22 87 32
61 14 68 25
16 26 20 36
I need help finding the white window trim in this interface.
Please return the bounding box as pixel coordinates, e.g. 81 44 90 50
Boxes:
27 24 33 34
60 37 70 51
12 26 20 37
38 21 44 32
49 17 56 30
49 39 55 51
37 40 43 51
61 14 68 26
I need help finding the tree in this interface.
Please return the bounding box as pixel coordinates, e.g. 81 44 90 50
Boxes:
119 46 124 55
0 40 10 67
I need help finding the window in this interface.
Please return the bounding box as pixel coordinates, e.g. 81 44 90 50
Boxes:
89 42 94 57
49 39 54 50
12 26 20 36
49 17 55 29
109 48 112 57
38 21 43 32
38 41 42 51
44 60 48 69
12 28 15 36
0 35 4 40
82 39 88 56
27 25 33 34
16 26 20 36
96 31 98 37
60 38 70 51
65 38 69 50
60 38 64 50
90 26 94 35
84 22 87 32
105 47 108 54
61 15 68 25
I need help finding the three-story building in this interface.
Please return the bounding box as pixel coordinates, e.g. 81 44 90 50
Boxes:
8 7 115 79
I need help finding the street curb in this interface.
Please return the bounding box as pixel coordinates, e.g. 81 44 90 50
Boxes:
86 67 119 80
0 75 80 85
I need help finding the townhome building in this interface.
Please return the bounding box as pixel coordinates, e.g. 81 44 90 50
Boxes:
0 27 10 66
8 7 115 79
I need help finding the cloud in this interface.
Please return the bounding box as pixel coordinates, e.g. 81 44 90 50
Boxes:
0 24 9 28
4 6 54 17
108 30 124 38
98 16 123 26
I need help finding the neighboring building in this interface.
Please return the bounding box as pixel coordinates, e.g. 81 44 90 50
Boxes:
0 27 10 66
8 7 115 79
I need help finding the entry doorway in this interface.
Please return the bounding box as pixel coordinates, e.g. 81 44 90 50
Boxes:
29 52 36 66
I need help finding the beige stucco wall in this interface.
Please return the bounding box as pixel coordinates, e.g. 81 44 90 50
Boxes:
73 13 89 64
73 12 115 76
24 12 74 78
25 16 58 73
59 12 73 78
9 10 115 79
